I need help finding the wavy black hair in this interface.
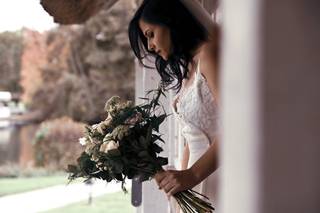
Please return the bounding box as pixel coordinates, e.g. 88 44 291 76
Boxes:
128 0 208 92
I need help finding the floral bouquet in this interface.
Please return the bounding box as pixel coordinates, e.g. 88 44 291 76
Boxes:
67 86 214 213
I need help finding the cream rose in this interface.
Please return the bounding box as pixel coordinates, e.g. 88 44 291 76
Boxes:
99 140 119 153
78 137 87 146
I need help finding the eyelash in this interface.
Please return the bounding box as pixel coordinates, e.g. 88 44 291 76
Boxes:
147 32 154 38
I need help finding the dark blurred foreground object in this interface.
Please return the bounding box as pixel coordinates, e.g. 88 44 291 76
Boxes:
40 0 119 24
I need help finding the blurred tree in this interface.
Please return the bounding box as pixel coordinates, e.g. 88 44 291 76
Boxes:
33 117 85 170
20 29 47 106
20 0 136 124
0 31 23 93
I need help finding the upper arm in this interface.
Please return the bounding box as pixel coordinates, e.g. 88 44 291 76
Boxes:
199 42 220 105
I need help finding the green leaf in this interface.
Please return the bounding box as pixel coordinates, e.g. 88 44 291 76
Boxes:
146 125 152 144
156 114 167 124
160 89 167 97
156 157 168 167
138 150 149 158
113 162 124 173
107 149 121 157
114 173 124 181
151 114 167 132
129 139 142 152
152 143 163 153
139 136 148 149
152 134 165 143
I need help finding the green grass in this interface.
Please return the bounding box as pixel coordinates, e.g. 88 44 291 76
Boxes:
0 175 70 196
43 191 135 213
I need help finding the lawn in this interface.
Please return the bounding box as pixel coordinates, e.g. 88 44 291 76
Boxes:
43 191 135 213
0 175 70 196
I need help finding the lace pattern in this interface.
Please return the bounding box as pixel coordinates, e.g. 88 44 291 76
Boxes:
174 61 220 143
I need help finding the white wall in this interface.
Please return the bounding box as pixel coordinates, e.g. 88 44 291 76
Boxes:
220 0 262 212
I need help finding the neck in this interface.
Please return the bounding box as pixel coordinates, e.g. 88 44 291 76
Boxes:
191 41 206 60
190 44 203 66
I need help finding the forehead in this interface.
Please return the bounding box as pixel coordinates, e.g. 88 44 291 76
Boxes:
138 19 156 32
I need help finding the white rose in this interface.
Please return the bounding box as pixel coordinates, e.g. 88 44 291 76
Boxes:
79 137 87 146
103 117 112 127
97 124 105 135
93 124 98 128
103 133 113 143
99 140 119 153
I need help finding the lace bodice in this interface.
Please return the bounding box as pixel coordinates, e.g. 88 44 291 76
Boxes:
174 61 220 143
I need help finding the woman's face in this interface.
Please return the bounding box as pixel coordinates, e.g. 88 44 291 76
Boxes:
139 19 172 60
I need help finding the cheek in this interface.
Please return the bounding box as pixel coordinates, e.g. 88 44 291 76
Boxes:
156 36 168 51
163 34 172 54
154 37 165 51
166 37 172 52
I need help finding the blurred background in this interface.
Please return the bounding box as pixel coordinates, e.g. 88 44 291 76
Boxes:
0 0 136 212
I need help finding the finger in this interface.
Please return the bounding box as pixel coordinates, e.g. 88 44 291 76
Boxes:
154 171 166 185
167 185 180 197
154 178 161 187
159 176 171 190
154 170 165 179
162 180 176 193
160 171 177 187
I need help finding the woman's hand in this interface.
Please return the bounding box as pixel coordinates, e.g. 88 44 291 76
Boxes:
154 141 219 198
154 169 199 197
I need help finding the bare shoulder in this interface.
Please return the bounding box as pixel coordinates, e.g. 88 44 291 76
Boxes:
198 41 218 78
198 40 220 101
201 41 217 59
200 23 220 74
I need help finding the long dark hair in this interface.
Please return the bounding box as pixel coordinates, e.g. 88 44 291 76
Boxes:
128 0 208 92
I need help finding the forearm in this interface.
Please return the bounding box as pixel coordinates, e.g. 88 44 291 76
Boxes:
189 139 219 184
181 142 189 170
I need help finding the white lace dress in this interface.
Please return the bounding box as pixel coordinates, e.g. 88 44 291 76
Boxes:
173 61 220 211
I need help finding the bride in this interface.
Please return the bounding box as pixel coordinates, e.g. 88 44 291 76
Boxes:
128 0 220 211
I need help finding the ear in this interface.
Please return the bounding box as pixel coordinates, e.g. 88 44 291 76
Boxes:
40 0 119 24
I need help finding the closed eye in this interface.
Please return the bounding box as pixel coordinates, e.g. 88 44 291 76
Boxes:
145 31 154 39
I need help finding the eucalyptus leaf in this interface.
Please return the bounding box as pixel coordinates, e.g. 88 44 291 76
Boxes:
152 143 163 153
107 149 121 157
139 136 148 149
138 150 149 158
156 157 168 166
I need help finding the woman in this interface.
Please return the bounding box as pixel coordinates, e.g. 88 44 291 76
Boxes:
128 0 220 210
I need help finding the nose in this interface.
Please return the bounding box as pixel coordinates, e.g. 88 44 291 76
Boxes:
147 41 155 52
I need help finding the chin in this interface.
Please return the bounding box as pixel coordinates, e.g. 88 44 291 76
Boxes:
162 54 168 61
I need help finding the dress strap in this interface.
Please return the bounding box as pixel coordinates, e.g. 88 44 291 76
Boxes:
194 59 204 102
195 59 206 81
195 59 204 82
195 59 201 75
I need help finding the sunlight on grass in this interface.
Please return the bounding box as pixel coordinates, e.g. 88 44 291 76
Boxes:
43 191 135 213
0 175 70 196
